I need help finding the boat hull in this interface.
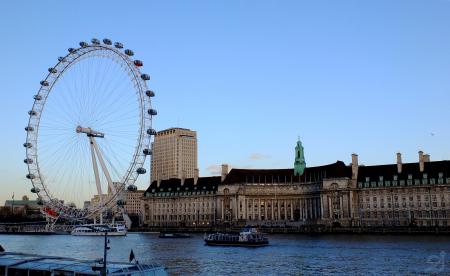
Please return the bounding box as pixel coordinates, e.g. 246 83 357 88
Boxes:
205 240 269 247
159 233 191 239
71 231 127 236
70 224 127 236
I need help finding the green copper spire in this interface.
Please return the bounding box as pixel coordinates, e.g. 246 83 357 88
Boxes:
294 137 306 176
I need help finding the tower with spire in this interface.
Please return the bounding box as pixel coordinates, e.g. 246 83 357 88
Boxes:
294 137 306 176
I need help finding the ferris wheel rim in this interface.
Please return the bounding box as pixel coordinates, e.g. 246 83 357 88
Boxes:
24 39 155 220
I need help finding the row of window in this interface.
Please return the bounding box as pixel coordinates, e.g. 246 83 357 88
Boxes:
360 210 448 219
146 190 216 197
362 194 446 202
151 214 214 221
151 208 212 214
358 177 449 188
149 202 216 208
360 201 446 209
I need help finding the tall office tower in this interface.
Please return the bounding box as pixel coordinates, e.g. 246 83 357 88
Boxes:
150 128 198 182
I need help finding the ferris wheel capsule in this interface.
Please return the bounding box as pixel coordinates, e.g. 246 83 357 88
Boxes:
145 90 155 97
26 173 35 179
79 41 88 48
23 142 32 148
143 148 152 155
68 48 76 53
30 187 40 193
137 168 146 174
134 60 143 67
58 57 66 62
114 42 124 49
148 109 157 116
124 49 134 56
147 128 157 135
48 68 57 74
103 38 112 45
127 185 138 192
24 158 33 164
25 126 34 131
40 81 49 86
28 110 37 116
141 74 150 81
91 38 100 45
34 95 42 100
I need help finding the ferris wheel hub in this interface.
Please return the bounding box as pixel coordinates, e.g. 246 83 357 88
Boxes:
76 125 105 138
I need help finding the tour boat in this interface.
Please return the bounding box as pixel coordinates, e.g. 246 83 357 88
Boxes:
159 232 191 239
71 223 127 236
0 250 167 275
204 227 269 246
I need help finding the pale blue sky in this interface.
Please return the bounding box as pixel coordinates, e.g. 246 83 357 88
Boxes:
1 0 450 203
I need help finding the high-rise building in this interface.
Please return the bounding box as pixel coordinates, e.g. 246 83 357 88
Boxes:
150 128 198 182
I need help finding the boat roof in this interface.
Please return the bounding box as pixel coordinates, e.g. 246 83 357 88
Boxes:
0 252 165 275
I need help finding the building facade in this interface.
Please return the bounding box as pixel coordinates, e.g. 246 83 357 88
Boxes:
141 140 450 228
142 174 219 227
124 190 145 216
150 128 198 182
2 196 42 219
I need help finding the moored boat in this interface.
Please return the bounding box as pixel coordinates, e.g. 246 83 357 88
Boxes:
204 226 269 246
159 232 191 239
71 223 127 236
0 251 167 275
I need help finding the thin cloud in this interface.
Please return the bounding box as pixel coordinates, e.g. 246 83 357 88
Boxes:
206 165 222 175
249 153 270 160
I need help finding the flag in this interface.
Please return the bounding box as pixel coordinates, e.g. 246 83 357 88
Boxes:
129 249 135 263
12 193 14 200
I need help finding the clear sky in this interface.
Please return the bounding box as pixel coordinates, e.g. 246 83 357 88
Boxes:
1 0 450 204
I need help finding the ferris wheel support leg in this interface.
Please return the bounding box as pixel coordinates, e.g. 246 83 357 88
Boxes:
91 138 117 195
89 137 104 223
91 137 131 229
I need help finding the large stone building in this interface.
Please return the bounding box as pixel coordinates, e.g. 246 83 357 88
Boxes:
150 128 198 182
141 139 450 228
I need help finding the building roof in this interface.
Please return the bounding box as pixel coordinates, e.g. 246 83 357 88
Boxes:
156 127 195 134
222 161 351 185
357 160 450 182
145 176 221 195
4 200 39 207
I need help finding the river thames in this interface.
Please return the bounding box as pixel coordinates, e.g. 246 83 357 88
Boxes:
1 233 449 275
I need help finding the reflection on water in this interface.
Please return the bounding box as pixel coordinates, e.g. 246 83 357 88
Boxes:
1 233 450 275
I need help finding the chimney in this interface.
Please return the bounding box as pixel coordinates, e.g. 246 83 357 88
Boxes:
181 171 186 186
419 151 424 172
397 152 402 174
194 168 199 185
157 178 161 188
351 153 359 180
424 154 430 163
221 164 229 182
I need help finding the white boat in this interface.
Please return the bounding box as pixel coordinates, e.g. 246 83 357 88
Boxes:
71 224 127 236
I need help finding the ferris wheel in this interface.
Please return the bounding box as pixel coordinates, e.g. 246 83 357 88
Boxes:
24 38 157 223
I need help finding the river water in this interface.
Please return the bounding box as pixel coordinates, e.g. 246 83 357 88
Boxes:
1 233 449 275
